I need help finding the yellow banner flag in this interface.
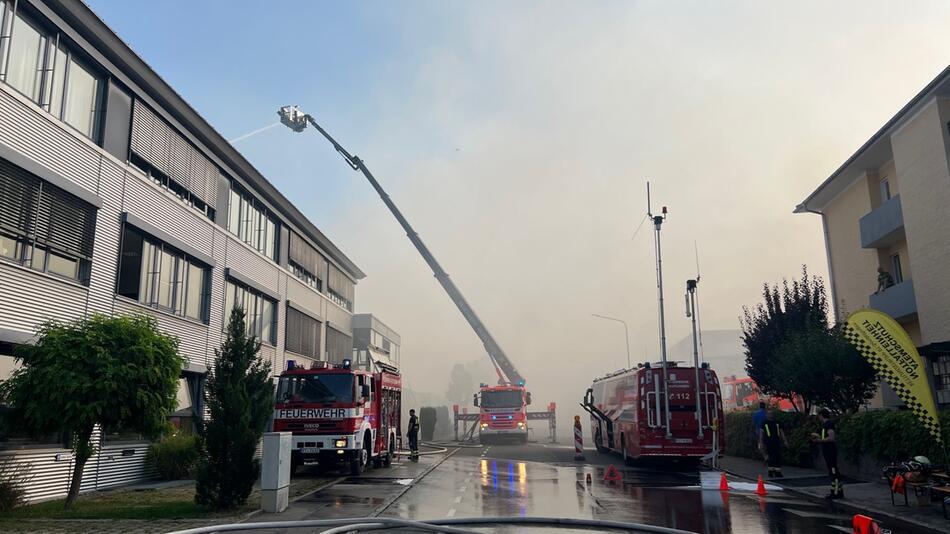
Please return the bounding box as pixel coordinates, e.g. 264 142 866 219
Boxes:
843 309 942 443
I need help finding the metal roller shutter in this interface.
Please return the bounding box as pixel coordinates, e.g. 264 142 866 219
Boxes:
130 101 217 207
0 158 39 236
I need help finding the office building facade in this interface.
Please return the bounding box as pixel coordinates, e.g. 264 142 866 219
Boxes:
0 0 364 500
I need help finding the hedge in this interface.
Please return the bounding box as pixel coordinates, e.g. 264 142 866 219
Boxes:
836 409 950 464
725 408 950 468
724 410 818 467
147 434 200 480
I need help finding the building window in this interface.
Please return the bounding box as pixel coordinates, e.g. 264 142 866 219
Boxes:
129 153 215 220
327 263 354 311
890 253 903 284
288 231 328 294
326 327 352 364
116 225 210 322
285 305 321 359
0 3 102 140
0 157 96 283
880 177 891 202
225 279 276 345
934 355 950 405
227 183 277 260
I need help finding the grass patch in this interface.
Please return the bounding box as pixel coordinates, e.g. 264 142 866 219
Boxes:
0 485 252 520
0 474 335 521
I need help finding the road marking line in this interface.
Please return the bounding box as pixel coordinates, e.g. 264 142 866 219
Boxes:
446 508 457 518
453 495 462 504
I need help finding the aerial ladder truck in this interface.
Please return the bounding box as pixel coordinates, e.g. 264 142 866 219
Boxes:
278 106 555 445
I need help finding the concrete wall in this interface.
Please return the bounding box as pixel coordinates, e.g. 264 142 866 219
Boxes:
891 98 950 344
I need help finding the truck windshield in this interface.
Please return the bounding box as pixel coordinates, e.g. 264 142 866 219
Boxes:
277 374 354 404
481 390 523 408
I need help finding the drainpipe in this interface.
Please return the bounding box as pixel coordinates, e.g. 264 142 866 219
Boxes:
801 206 840 322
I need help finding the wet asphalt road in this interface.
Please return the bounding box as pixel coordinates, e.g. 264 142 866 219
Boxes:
259 442 901 533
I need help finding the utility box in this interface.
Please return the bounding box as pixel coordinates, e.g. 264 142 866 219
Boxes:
261 432 291 513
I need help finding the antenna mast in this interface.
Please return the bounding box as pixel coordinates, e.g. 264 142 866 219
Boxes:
647 182 671 437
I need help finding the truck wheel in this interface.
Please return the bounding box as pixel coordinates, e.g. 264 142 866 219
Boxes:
595 429 608 453
382 441 394 467
351 437 371 476
290 453 302 477
519 433 528 445
621 435 633 466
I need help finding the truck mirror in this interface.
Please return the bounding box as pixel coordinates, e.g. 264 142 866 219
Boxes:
472 394 479 407
526 392 532 405
361 384 371 398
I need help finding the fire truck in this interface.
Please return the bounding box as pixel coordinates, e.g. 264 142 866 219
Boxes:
722 375 797 412
273 359 401 475
473 384 530 443
278 105 555 446
582 362 723 462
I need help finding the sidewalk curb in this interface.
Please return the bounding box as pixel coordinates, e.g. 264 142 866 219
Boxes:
721 466 944 534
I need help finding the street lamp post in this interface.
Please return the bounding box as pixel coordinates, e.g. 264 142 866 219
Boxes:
591 314 631 369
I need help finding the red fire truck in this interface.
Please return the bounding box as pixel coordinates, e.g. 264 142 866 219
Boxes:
582 362 723 462
722 375 798 412
274 359 401 475
473 384 531 443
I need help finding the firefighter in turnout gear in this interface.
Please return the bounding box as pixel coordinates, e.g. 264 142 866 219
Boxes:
812 408 844 499
407 408 420 460
759 410 788 478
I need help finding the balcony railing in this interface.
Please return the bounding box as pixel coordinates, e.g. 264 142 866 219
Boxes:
869 279 917 321
860 195 904 249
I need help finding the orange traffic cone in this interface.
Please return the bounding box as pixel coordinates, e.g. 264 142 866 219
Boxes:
756 475 767 496
719 472 729 492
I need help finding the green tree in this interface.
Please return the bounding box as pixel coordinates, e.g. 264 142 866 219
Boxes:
772 326 876 413
741 266 876 413
195 307 274 510
741 267 828 411
0 315 181 509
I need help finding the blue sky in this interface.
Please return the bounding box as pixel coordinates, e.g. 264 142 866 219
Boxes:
83 1 950 410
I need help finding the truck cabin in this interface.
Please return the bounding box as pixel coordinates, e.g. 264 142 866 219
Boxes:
276 360 372 407
475 386 530 409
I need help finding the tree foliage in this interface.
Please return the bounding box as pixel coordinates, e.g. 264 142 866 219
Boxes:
741 266 876 413
195 307 274 510
773 326 876 413
0 314 181 508
444 364 474 405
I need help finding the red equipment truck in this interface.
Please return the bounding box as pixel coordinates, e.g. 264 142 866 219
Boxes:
274 359 401 475
582 362 723 462
473 384 531 443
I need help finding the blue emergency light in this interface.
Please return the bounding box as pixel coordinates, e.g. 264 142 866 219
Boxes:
286 360 297 370
342 359 351 369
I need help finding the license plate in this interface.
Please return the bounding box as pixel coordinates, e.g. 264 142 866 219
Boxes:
301 447 319 454
674 439 692 444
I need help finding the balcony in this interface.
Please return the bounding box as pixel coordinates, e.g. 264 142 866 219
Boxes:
869 279 917 321
860 195 904 249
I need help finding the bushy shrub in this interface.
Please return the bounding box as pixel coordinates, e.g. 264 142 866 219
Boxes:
0 459 32 512
420 407 437 441
837 409 950 464
147 434 200 480
723 409 818 467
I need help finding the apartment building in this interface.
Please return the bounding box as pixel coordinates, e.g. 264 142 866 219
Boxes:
796 66 950 408
0 0 365 500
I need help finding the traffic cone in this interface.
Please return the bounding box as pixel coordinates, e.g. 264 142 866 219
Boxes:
586 473 592 485
756 474 767 496
719 472 729 491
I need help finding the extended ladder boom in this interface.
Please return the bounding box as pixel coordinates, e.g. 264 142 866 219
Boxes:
289 110 523 386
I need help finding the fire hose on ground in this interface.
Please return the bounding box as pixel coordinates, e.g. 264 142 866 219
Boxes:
164 515 698 534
